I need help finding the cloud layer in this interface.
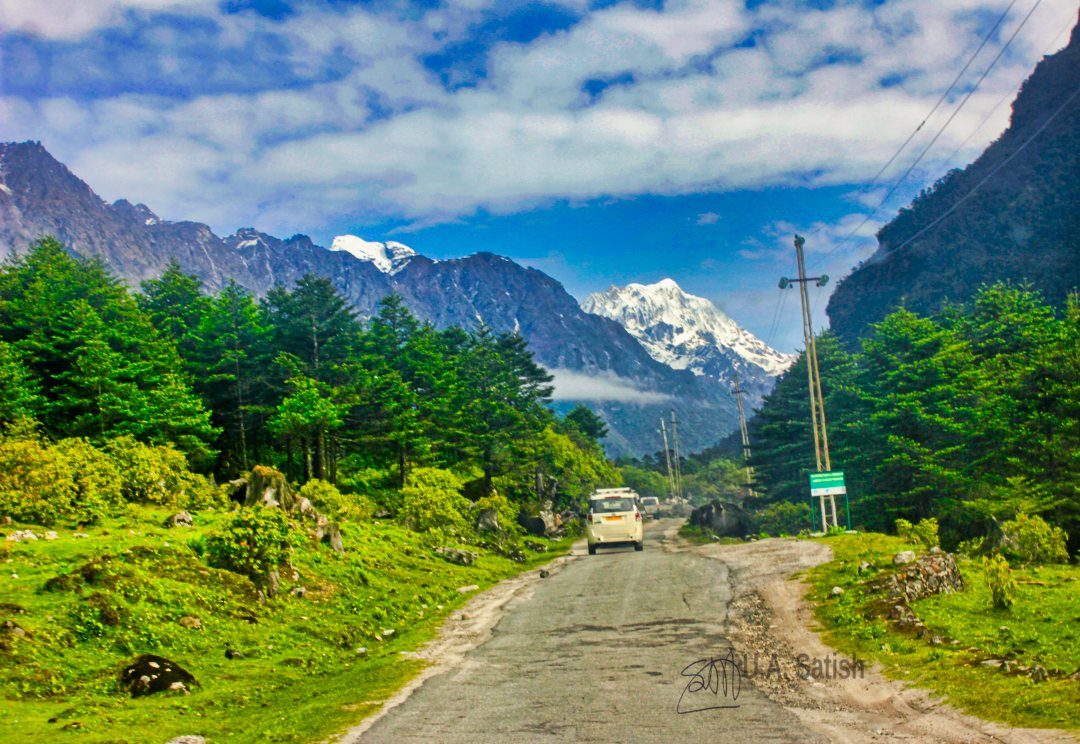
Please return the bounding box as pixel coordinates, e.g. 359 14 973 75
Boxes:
2 0 1074 239
549 368 672 404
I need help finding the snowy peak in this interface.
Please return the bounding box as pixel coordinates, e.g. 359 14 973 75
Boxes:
582 279 795 384
330 235 417 275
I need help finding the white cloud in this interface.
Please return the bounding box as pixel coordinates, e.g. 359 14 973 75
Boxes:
1 0 1075 237
549 369 672 404
0 0 218 40
696 212 720 225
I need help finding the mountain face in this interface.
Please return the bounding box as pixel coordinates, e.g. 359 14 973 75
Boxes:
826 16 1080 345
582 279 794 405
0 141 740 457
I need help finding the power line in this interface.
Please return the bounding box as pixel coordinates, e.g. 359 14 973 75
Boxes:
940 11 1077 167
884 81 1080 256
809 0 1048 268
804 0 1021 243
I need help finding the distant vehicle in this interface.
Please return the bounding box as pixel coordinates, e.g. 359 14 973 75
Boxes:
639 496 660 519
586 488 644 555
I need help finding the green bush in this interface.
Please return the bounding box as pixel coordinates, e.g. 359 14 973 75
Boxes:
336 464 399 515
206 505 293 578
998 513 1069 564
401 467 470 536
473 490 523 539
104 435 210 506
982 553 1018 609
0 432 122 525
299 479 374 523
955 536 985 557
750 501 810 536
895 517 940 548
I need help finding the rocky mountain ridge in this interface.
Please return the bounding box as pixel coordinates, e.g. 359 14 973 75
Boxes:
583 279 793 406
0 141 741 457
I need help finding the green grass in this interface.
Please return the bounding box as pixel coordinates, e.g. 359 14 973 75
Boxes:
0 505 573 743
677 522 745 545
806 533 1080 731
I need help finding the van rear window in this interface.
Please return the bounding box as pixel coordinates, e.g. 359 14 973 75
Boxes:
591 498 634 513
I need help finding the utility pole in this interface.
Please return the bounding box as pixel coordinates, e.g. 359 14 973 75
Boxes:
779 234 837 528
670 410 684 501
732 372 754 498
659 420 677 500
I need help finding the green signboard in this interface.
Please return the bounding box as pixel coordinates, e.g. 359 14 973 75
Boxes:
809 471 846 496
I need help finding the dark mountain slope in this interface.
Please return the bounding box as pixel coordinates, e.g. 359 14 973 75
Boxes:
827 18 1080 344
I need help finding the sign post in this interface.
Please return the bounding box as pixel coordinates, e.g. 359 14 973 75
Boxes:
809 471 847 531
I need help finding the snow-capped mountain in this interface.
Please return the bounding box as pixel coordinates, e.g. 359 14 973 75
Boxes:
582 279 795 401
330 235 417 274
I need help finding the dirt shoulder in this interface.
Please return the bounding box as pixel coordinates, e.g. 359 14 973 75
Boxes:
687 535 1078 744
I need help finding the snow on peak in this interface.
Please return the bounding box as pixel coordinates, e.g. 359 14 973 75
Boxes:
330 235 417 275
582 278 795 380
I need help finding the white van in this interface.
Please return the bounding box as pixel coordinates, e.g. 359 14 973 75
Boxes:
586 488 644 555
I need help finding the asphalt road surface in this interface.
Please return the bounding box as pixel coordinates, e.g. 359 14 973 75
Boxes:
356 520 826 743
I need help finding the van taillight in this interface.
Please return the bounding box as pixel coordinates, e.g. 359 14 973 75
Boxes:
635 510 641 521
588 511 594 524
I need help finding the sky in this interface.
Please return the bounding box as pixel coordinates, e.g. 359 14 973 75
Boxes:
1 0 1076 354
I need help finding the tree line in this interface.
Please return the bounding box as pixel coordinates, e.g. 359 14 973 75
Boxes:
748 284 1079 551
0 238 618 515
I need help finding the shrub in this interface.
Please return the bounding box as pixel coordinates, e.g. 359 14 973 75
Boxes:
206 506 293 578
998 513 1069 564
401 467 470 536
0 432 122 525
299 479 374 523
750 501 811 536
104 435 199 506
895 517 940 549
983 553 1018 609
955 536 985 557
336 464 399 516
472 490 523 539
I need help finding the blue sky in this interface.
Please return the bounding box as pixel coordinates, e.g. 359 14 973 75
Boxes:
1 0 1075 353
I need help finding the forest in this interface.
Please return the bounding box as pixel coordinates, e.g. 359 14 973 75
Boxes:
748 284 1079 552
0 237 618 528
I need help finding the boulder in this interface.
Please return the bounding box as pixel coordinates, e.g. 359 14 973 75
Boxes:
322 524 344 554
2 619 28 639
165 737 206 744
689 500 746 537
163 512 194 528
518 512 546 537
435 547 478 566
178 616 202 630
120 655 197 697
475 508 500 534
892 551 917 566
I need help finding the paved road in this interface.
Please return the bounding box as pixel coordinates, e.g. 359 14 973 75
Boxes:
357 520 825 743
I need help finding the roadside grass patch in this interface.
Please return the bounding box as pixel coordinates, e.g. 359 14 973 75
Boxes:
0 506 572 743
677 523 743 545
806 533 1080 731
